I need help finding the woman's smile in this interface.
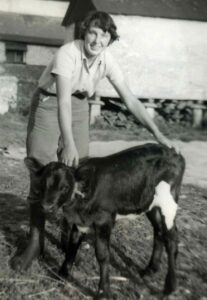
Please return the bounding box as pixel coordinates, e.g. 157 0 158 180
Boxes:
84 25 111 59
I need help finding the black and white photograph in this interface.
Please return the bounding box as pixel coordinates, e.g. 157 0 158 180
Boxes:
0 0 207 299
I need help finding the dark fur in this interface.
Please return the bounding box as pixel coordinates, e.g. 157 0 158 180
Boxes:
11 143 185 299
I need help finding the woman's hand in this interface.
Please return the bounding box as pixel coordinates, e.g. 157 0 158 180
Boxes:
154 132 180 153
59 142 79 167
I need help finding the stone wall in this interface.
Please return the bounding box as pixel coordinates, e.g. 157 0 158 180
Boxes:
0 63 44 115
0 42 6 62
0 76 18 114
0 43 57 114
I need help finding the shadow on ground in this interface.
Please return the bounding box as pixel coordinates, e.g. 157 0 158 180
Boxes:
0 184 207 299
0 193 29 252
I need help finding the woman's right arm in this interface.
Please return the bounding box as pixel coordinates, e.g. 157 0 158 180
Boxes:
56 74 79 167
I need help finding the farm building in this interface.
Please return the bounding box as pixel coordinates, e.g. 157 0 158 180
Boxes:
0 0 67 114
0 0 207 125
63 0 207 126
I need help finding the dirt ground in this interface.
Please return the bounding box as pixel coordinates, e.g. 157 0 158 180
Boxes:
0 113 207 299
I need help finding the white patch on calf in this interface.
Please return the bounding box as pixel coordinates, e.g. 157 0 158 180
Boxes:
148 181 177 230
77 226 91 234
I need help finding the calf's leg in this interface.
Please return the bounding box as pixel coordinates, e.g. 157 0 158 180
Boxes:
10 202 45 270
59 224 84 278
95 223 112 300
162 186 179 294
163 224 178 295
142 207 164 276
60 217 71 253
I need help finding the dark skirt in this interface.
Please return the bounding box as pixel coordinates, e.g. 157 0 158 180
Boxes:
26 89 89 165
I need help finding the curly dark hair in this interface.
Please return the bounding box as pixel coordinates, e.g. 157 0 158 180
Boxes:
80 11 119 44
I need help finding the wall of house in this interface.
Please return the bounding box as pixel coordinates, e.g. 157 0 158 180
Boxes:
26 45 57 65
0 0 65 114
1 10 207 114
0 0 68 17
95 15 207 101
0 42 57 65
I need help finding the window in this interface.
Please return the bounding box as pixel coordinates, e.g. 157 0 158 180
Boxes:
6 42 27 64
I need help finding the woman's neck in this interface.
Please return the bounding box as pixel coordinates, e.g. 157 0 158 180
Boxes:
84 53 98 69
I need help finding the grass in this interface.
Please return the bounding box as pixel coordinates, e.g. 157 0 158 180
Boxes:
0 112 207 150
0 112 207 299
0 113 27 147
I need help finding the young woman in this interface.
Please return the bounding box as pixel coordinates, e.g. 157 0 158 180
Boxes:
11 11 176 270
27 11 174 169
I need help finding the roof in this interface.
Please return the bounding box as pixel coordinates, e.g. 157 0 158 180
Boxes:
0 12 65 46
62 0 207 26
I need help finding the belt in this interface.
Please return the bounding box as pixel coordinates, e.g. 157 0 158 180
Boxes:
39 88 56 97
72 93 86 100
39 88 86 100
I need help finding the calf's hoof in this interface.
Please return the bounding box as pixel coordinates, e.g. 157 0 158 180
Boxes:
164 275 177 295
10 254 31 272
140 265 159 278
96 289 112 300
58 264 72 279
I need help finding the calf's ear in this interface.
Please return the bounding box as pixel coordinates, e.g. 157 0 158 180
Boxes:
24 157 44 173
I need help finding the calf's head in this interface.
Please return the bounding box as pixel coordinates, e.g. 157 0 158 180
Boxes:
25 157 75 215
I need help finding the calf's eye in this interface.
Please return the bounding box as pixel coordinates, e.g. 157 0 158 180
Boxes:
62 186 69 193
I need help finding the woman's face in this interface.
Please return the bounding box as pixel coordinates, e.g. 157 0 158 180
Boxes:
84 23 111 59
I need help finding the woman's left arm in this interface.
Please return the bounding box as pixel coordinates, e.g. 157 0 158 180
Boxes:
113 80 175 149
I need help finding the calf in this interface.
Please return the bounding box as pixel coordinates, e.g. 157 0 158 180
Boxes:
11 143 185 299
